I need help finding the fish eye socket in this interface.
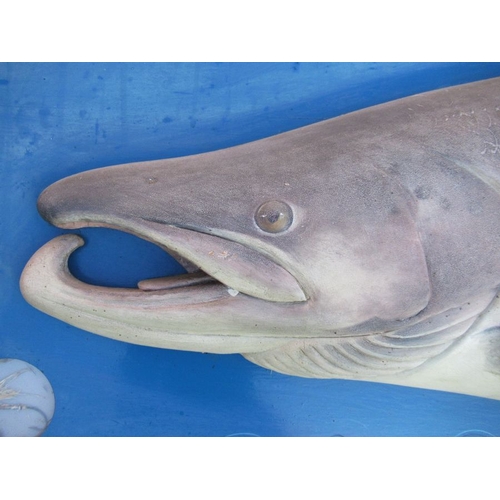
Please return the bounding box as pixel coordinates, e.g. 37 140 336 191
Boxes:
255 201 293 233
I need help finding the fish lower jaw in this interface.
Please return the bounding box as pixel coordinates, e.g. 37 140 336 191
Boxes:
19 234 296 353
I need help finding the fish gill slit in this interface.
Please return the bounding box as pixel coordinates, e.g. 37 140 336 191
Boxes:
384 313 478 339
287 349 326 377
307 344 355 376
330 341 381 370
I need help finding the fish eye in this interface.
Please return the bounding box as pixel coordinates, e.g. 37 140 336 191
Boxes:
255 201 293 233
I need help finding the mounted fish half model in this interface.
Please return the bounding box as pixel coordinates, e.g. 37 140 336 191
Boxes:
21 77 500 400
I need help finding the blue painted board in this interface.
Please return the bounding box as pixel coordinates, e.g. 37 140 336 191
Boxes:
2 62 500 436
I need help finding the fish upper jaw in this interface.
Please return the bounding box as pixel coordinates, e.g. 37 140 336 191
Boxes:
34 166 307 304
34 210 307 304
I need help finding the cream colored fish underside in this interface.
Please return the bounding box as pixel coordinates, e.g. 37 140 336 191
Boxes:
245 293 500 400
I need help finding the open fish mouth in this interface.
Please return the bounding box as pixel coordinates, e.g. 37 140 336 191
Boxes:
21 192 307 306
20 231 298 354
21 233 230 308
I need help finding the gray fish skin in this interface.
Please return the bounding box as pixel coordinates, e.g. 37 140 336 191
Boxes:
20 77 500 399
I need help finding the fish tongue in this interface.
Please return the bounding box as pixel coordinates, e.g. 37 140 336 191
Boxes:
137 271 218 291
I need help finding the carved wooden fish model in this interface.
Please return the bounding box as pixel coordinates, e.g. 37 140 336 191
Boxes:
20 77 500 400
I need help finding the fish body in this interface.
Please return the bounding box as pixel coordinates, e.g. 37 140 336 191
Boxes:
20 77 500 399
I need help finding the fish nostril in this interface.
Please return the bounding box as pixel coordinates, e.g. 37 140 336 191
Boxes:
37 181 76 225
37 186 57 223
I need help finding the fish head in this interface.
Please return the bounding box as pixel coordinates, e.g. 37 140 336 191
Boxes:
21 123 431 353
